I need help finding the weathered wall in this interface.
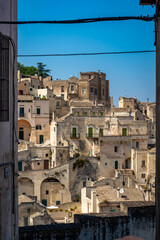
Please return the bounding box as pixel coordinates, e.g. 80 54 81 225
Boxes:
19 205 155 240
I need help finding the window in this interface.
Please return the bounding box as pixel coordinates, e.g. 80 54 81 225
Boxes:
115 146 118 152
103 88 105 96
39 135 44 144
82 88 86 94
88 127 93 137
71 85 74 92
92 112 96 116
76 112 80 116
141 174 146 178
37 162 40 165
105 162 107 166
136 141 139 148
61 86 64 92
36 125 42 130
0 35 9 121
23 217 29 226
19 90 23 95
18 162 22 171
89 75 91 79
83 181 86 187
46 153 48 157
19 107 24 117
122 128 127 136
141 160 146 167
99 128 103 136
90 87 93 93
56 101 60 109
28 108 30 112
72 127 77 138
122 181 125 186
27 208 30 213
37 108 40 115
94 89 97 95
115 161 118 169
56 201 61 205
46 190 49 195
42 199 47 206
61 94 64 100
30 88 32 91
84 112 88 116
100 112 103 116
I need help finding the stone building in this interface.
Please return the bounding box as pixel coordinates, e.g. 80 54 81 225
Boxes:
18 195 54 226
18 96 50 144
81 185 145 214
0 1 18 239
43 71 111 107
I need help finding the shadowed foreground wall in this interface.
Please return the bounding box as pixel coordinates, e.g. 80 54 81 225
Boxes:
19 205 155 240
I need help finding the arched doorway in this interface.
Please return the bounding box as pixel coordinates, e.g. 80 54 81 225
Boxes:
18 177 34 196
40 178 64 207
18 119 31 141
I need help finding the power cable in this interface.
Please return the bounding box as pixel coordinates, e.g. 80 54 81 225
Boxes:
18 50 156 58
0 16 155 25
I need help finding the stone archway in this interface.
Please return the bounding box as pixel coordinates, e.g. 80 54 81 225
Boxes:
18 119 31 141
18 177 34 196
40 177 64 207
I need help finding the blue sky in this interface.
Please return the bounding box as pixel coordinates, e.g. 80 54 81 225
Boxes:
18 0 156 106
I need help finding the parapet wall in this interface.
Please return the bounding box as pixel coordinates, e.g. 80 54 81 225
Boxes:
19 205 155 240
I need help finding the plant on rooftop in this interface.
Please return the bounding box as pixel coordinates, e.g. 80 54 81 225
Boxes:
65 209 68 212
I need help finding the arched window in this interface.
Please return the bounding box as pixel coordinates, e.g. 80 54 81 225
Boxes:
36 125 42 130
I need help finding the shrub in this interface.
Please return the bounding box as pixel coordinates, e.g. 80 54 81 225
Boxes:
65 209 68 212
59 208 63 211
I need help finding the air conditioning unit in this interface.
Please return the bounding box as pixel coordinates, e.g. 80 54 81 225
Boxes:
140 0 156 5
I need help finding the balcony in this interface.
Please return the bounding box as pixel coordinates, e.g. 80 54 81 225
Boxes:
70 133 80 139
86 133 100 139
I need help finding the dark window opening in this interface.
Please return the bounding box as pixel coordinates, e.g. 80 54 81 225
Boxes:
46 190 49 195
90 87 93 93
61 86 64 92
36 125 42 130
136 141 139 148
115 146 118 152
94 88 97 95
37 108 40 115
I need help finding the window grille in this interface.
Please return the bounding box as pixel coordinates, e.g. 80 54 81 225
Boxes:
0 35 9 121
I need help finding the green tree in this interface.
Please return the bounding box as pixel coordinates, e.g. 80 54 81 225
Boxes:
17 62 37 76
37 62 51 78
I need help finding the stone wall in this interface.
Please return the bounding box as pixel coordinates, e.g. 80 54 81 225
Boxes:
19 205 155 240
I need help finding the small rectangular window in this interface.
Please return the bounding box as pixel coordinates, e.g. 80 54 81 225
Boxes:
82 88 86 94
94 89 97 95
90 87 93 93
46 190 49 195
100 112 103 116
83 181 86 187
99 128 103 136
103 88 105 96
61 86 64 92
76 112 80 116
27 208 30 213
84 112 88 116
141 160 146 167
56 101 60 109
122 128 127 136
71 85 74 91
89 75 91 79
37 108 40 115
136 141 139 148
115 146 118 152
92 112 96 116
61 94 64 100
141 174 145 178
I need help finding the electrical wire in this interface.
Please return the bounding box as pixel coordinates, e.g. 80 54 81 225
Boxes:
0 15 155 25
18 50 156 58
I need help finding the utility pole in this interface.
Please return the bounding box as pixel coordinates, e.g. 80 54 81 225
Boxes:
140 0 159 239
